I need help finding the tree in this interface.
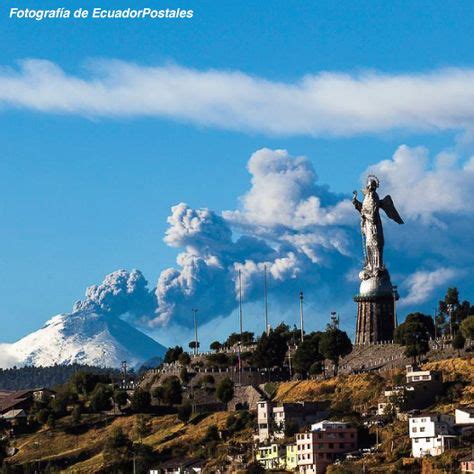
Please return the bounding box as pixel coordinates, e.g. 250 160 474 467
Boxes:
50 387 76 416
180 367 189 383
164 346 184 364
70 371 111 396
284 419 299 437
47 413 56 429
178 352 191 366
252 328 288 368
395 313 434 364
188 341 200 350
216 377 234 404
225 331 254 347
151 386 164 404
309 361 323 378
210 341 222 352
71 405 82 425
103 427 133 470
36 408 50 425
452 331 466 355
319 328 352 375
114 390 128 411
206 353 229 367
132 443 157 473
438 287 473 336
132 414 151 442
293 332 323 377
90 383 113 412
247 461 265 474
203 424 219 442
460 315 474 340
130 389 151 413
177 402 193 424
161 376 182 406
198 374 215 388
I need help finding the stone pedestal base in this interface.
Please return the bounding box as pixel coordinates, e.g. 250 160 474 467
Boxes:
354 294 395 344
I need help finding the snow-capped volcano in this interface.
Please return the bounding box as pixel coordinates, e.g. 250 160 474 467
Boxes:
0 310 166 369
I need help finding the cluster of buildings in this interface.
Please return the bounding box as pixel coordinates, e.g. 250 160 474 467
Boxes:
255 400 358 473
409 408 473 459
377 365 473 467
252 364 473 473
0 388 54 428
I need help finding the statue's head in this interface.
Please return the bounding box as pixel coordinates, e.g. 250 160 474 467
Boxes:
366 175 379 191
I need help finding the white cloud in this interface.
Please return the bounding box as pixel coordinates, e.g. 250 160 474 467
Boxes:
400 268 458 306
3 60 474 136
0 344 21 368
366 145 474 223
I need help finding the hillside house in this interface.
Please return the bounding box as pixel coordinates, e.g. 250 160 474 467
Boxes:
455 407 474 425
378 366 443 415
409 413 456 458
257 400 329 442
0 388 55 415
296 420 358 474
255 444 285 470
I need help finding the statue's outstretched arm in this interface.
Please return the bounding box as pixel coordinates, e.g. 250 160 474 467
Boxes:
352 191 362 212
380 195 404 224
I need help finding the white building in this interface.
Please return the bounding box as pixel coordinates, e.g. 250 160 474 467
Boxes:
377 386 408 415
295 420 357 473
405 365 442 384
409 413 456 458
455 407 474 425
257 400 273 442
256 399 328 442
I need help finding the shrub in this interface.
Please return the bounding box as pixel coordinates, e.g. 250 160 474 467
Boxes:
177 402 193 424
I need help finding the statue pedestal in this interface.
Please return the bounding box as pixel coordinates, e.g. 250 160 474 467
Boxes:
354 292 396 345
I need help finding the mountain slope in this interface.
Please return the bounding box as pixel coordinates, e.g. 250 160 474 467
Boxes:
1 310 166 369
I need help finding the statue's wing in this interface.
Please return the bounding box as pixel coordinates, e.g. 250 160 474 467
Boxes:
380 195 404 224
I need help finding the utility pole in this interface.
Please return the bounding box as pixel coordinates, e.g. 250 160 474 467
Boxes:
121 360 127 389
264 265 269 335
238 269 243 340
392 285 398 330
447 303 454 340
192 308 199 356
287 344 293 379
299 291 304 342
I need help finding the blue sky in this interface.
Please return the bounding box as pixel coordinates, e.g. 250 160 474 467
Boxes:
0 0 473 348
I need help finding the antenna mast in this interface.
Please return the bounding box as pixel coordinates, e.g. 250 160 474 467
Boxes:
192 308 199 356
239 269 243 340
299 291 304 342
264 265 269 335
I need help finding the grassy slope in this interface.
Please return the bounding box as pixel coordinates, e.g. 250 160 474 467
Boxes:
8 411 240 473
6 357 472 472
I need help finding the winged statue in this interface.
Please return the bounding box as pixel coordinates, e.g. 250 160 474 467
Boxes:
352 175 403 279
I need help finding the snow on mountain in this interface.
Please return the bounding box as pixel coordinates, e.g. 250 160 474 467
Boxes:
0 309 166 369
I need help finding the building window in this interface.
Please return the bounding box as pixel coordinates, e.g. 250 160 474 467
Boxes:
420 427 425 432
414 439 419 443
412 427 417 432
340 443 345 448
426 438 430 442
329 443 334 449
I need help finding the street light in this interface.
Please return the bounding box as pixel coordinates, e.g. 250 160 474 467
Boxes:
299 291 304 342
392 285 398 332
192 309 199 356
447 303 454 340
